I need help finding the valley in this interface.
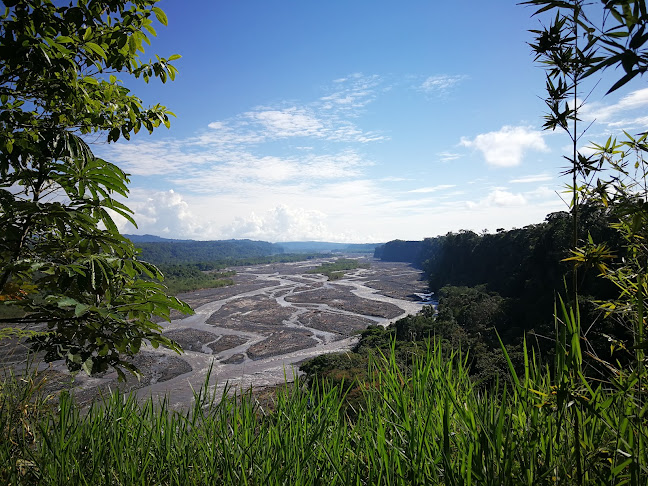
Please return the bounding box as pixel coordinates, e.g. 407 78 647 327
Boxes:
58 257 429 409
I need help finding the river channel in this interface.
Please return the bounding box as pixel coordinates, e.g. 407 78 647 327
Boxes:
69 258 430 409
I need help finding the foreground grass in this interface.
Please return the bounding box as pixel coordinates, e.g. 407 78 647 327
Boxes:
2 336 646 486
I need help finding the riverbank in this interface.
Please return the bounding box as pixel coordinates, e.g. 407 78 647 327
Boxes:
3 258 430 410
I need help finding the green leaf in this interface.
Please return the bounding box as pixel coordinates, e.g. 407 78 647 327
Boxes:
85 42 106 59
98 344 109 357
82 357 94 375
74 303 90 317
56 296 80 308
168 54 182 61
152 6 168 26
606 70 640 94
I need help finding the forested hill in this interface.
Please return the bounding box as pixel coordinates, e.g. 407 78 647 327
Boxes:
376 208 618 293
373 240 424 265
376 208 621 348
124 236 283 265
309 206 627 391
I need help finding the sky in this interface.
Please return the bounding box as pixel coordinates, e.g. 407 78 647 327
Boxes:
99 0 648 243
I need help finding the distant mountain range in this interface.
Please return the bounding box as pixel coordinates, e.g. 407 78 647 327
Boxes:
124 234 189 243
123 234 383 264
275 241 382 253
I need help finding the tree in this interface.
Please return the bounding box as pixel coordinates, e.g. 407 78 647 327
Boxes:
0 0 192 378
525 0 648 366
525 2 648 482
525 0 602 304
585 1 648 94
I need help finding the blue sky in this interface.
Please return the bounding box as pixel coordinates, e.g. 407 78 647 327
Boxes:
103 0 648 242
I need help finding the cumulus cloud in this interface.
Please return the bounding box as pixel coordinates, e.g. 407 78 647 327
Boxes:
488 189 527 206
221 205 340 242
116 181 391 242
118 190 206 238
463 182 563 213
466 188 526 209
460 126 549 167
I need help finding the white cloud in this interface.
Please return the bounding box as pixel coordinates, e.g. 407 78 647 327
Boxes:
465 189 527 209
118 190 206 238
220 205 338 242
102 73 390 187
581 88 648 126
464 184 561 212
194 121 266 147
202 106 384 146
409 184 456 194
116 181 391 242
509 173 553 183
526 185 557 200
207 121 224 130
419 74 467 95
616 88 648 109
460 125 549 167
437 151 461 163
169 150 370 193
487 189 527 207
98 70 572 243
109 141 218 176
246 107 324 138
607 115 648 129
190 74 389 148
107 140 372 190
319 73 382 111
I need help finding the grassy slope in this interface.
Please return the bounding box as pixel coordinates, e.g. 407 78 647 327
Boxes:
2 335 644 485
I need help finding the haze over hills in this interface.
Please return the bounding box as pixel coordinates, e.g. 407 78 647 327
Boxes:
123 234 383 265
125 234 191 243
274 241 381 253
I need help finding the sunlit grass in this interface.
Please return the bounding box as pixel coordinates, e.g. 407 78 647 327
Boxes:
1 327 646 485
